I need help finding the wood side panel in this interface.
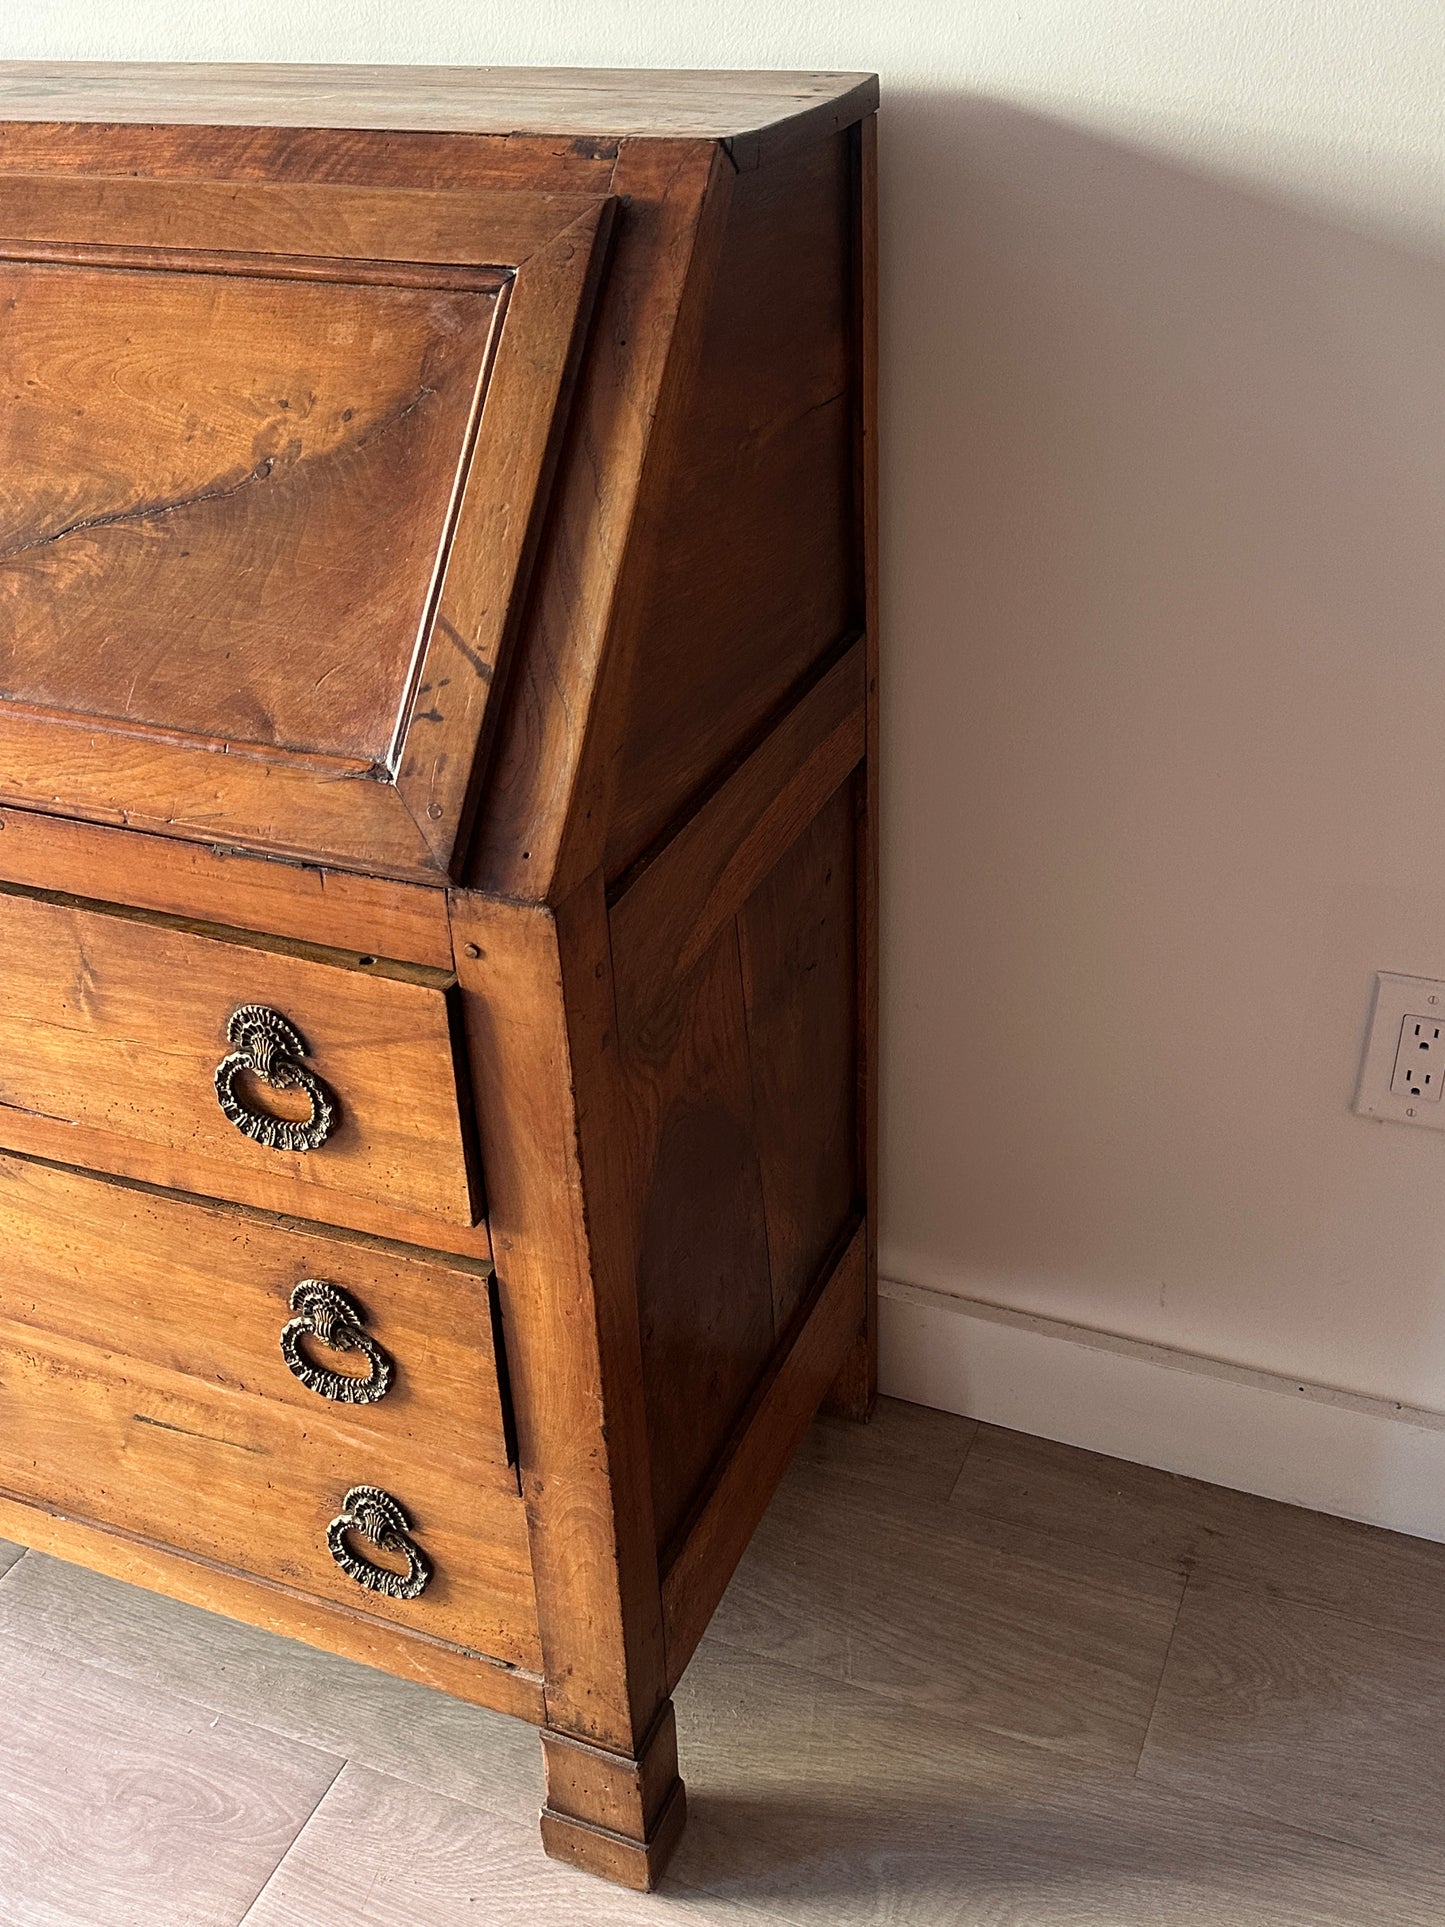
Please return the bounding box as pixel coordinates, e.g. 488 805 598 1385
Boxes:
609 636 865 1044
738 780 860 1331
0 1493 545 1722
661 1221 866 1686
0 886 477 1229
465 141 725 901
631 923 775 1553
0 806 453 969
602 130 859 878
450 882 669 1753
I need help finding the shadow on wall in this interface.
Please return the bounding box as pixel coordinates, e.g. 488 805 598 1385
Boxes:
879 95 1445 1408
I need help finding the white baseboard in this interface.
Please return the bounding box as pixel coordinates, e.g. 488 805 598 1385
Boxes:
878 1277 1445 1543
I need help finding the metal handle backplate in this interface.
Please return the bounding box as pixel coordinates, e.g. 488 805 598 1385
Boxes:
280 1280 393 1405
326 1485 431 1601
214 1005 334 1153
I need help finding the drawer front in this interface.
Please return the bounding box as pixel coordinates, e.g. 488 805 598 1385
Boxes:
0 884 479 1230
0 1155 538 1666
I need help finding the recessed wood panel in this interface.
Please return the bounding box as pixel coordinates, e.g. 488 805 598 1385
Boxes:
738 780 858 1330
0 261 500 764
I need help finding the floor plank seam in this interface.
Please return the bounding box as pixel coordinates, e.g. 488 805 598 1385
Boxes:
939 1417 983 1504
233 1753 349 1927
1130 1568 1191 1779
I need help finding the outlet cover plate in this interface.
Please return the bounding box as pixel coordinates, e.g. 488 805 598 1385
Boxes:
1355 973 1445 1130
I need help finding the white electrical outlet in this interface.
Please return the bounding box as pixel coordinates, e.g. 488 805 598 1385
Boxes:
1356 974 1445 1130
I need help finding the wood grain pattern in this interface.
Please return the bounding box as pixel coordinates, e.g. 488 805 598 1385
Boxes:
0 1634 341 1927
0 1152 505 1478
0 882 478 1228
0 175 612 876
0 805 454 968
739 781 859 1329
953 1423 1445 1647
0 1315 538 1664
609 638 865 1044
1139 1575 1445 1858
707 1438 1186 1769
633 923 775 1552
451 884 670 1755
0 1550 543 1824
466 140 724 901
602 132 858 877
0 64 879 171
0 257 498 763
0 1497 544 1721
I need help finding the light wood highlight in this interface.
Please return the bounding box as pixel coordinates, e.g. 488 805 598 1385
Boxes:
0 881 478 1229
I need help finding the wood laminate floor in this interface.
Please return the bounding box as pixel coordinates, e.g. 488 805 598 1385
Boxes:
0 1399 1441 1923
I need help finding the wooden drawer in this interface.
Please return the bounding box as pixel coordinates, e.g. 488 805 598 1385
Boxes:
0 1154 538 1667
0 882 480 1231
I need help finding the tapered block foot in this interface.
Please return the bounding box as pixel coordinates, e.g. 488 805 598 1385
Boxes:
539 1702 687 1890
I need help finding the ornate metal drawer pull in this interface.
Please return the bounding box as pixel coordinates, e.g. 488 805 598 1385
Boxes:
214 1005 334 1152
280 1280 393 1405
326 1485 432 1601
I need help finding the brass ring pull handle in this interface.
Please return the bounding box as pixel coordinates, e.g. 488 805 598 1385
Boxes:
214 1005 334 1153
326 1485 432 1601
280 1280 394 1405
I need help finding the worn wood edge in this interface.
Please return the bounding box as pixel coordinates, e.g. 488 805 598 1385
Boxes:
610 637 866 1031
0 65 876 165
0 804 453 969
0 1491 546 1723
660 1219 867 1688
539 1779 687 1892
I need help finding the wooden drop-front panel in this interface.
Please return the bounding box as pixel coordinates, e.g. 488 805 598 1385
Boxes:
0 63 879 1897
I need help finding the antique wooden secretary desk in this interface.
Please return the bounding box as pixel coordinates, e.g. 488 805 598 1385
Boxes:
0 63 878 1889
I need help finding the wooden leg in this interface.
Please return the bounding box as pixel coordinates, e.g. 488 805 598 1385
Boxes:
821 1324 877 1421
538 1701 687 1891
821 1214 878 1421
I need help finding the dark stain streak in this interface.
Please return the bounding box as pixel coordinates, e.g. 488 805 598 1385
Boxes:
0 378 438 569
0 457 281 565
0 1097 74 1126
436 615 493 683
412 708 445 725
132 1412 266 1455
